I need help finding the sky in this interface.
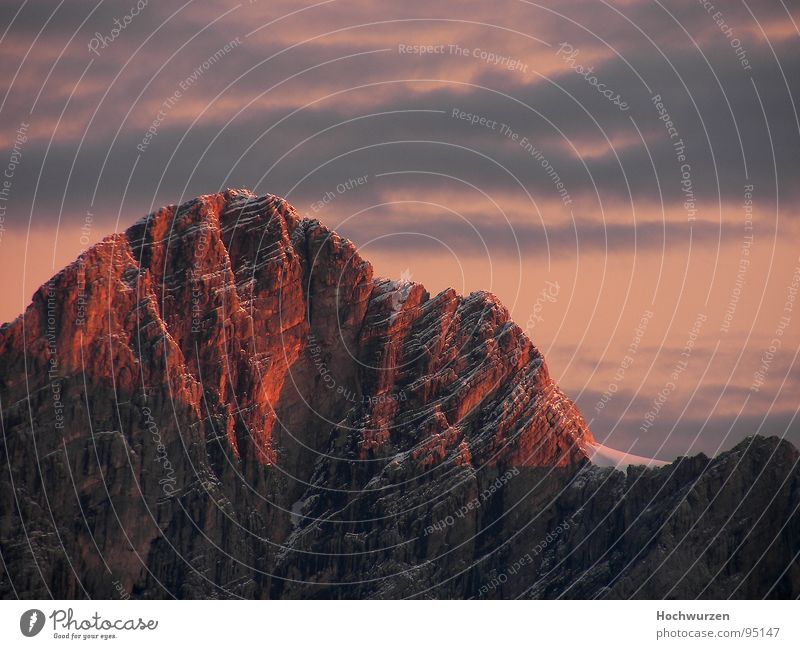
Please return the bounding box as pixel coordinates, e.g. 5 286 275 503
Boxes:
0 0 798 459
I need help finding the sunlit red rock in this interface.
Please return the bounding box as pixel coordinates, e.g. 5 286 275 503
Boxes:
1 191 796 600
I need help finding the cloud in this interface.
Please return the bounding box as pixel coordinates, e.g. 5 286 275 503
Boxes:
0 0 797 227
334 210 741 256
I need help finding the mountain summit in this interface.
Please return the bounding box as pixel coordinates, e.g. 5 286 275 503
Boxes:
1 190 797 599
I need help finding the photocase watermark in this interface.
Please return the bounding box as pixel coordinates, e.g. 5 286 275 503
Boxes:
720 184 754 333
137 37 242 153
423 467 519 536
87 0 148 56
309 174 369 213
451 43 528 73
307 332 408 404
652 94 696 221
751 257 799 392
44 608 158 640
595 308 654 413
398 43 528 72
451 108 573 207
74 211 94 328
556 42 629 111
188 224 215 334
524 280 560 335
698 1 752 71
639 312 707 435
0 121 30 246
142 406 177 497
529 512 577 558
20 609 45 637
111 577 131 600
184 202 237 333
44 279 67 431
501 121 573 207
451 107 499 131
475 510 578 597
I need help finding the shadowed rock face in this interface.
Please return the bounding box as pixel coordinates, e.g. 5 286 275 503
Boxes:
0 191 798 599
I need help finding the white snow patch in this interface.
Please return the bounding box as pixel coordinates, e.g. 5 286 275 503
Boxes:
585 442 668 469
383 279 414 313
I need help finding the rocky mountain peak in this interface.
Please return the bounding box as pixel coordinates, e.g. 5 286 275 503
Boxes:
4 191 794 600
1 189 594 473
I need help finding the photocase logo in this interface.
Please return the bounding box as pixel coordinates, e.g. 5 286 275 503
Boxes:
20 609 45 637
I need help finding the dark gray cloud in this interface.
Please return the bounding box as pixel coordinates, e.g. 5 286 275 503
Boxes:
0 0 797 235
579 385 800 461
572 344 800 458
334 211 737 256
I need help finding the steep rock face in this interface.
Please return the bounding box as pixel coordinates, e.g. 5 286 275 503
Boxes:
472 435 800 600
0 190 592 598
0 191 797 599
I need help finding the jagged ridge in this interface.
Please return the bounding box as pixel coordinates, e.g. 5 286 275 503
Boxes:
1 188 592 472
1 190 796 599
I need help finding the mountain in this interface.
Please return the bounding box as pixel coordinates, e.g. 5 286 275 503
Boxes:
1 190 798 599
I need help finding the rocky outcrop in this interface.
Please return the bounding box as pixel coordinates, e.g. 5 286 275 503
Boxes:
0 190 797 599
